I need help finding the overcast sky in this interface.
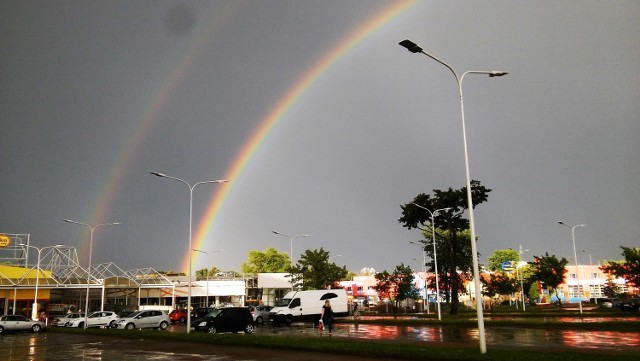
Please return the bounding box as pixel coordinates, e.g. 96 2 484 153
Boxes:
2 0 638 275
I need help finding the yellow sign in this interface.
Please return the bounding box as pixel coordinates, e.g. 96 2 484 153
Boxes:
0 234 10 247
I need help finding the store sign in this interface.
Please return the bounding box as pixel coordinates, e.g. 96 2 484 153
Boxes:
0 234 10 247
501 261 515 272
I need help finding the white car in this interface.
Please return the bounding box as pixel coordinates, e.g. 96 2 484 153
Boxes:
112 310 170 330
67 311 118 328
52 312 85 327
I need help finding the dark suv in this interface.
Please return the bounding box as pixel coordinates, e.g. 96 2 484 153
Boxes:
191 307 254 334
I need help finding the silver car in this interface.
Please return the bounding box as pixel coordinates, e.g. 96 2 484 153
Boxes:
0 315 46 334
250 305 272 324
52 312 85 327
113 310 170 330
67 311 118 328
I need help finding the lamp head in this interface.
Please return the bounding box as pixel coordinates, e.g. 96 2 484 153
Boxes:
149 171 166 177
488 71 508 77
399 39 423 53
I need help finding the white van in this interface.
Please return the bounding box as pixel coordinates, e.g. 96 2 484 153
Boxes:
269 289 348 325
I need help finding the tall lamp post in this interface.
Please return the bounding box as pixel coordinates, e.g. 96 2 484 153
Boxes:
516 244 529 311
558 221 586 314
19 243 63 320
272 231 309 265
411 203 451 321
192 249 222 307
63 219 120 329
150 171 228 333
399 39 507 354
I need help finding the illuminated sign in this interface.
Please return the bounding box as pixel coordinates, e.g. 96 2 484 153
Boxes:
0 234 10 247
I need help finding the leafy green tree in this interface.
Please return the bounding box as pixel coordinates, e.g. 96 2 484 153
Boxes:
601 246 640 289
241 247 290 274
399 180 491 315
288 248 348 290
480 272 517 311
487 249 519 272
531 253 568 307
195 266 220 280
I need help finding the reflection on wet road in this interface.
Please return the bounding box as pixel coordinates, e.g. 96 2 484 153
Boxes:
262 322 639 352
1 319 638 360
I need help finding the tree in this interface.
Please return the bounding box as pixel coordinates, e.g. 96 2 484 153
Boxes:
480 272 517 311
288 248 348 290
374 263 419 315
195 266 220 281
399 180 492 315
487 249 519 272
600 246 640 289
602 277 622 298
531 253 568 307
241 247 290 274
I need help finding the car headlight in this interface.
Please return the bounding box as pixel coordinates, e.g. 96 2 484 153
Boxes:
277 310 283 315
197 321 207 327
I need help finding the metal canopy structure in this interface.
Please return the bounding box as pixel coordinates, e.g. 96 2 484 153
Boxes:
0 235 173 290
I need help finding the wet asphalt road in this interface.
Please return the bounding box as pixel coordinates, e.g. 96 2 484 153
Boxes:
1 319 638 360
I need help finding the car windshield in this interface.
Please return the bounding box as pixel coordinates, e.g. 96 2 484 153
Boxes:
204 309 222 318
275 298 291 307
127 311 144 318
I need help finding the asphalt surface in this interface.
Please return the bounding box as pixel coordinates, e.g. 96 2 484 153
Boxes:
0 331 412 361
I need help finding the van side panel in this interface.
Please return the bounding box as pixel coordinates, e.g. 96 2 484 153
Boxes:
268 289 349 324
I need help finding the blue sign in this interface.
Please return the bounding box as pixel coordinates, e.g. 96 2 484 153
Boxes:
501 261 515 272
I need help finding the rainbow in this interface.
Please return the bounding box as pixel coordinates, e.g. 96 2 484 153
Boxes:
74 3 241 262
187 0 416 271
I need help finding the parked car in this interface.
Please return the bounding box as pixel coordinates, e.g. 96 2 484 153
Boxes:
0 314 46 334
67 311 118 328
190 307 215 320
619 298 640 312
112 310 170 330
191 307 254 334
249 305 272 324
599 298 621 308
51 312 85 327
169 309 188 324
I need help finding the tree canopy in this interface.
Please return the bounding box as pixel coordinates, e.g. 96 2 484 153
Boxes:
532 253 568 306
487 249 519 272
288 248 348 290
241 247 290 274
399 180 491 315
600 246 640 289
374 263 419 311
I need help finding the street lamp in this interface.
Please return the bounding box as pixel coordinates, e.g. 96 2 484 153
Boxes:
516 244 529 311
558 221 586 314
150 171 228 333
272 231 310 265
19 243 64 320
192 249 222 307
411 203 451 321
400 38 507 354
63 219 120 329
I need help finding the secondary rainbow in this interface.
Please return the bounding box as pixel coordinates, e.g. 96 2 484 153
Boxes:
187 0 416 271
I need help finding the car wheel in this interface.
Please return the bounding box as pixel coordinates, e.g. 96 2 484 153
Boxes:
109 320 116 328
158 321 169 331
244 323 254 334
284 315 293 325
179 316 185 323
0 326 4 334
78 322 84 328
32 324 42 333
125 323 136 330
206 325 217 334
255 316 263 324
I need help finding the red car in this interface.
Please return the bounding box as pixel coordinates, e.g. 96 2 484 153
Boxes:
169 309 188 324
